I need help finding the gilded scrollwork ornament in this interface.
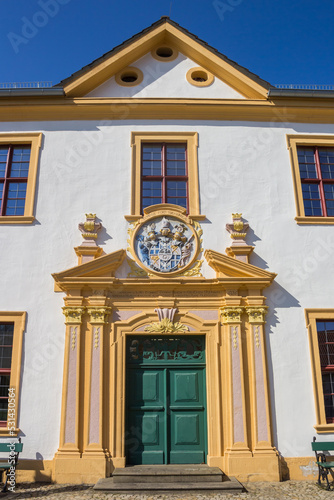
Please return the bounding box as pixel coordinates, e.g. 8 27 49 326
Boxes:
144 318 189 334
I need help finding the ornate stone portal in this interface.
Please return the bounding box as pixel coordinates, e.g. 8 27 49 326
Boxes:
52 209 280 484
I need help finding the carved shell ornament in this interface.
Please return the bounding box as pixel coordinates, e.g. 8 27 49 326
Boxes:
128 209 201 276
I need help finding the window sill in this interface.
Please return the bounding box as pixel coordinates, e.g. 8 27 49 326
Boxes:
314 424 334 433
295 216 334 225
0 428 20 437
0 216 35 224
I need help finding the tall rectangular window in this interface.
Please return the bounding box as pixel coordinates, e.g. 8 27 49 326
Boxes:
317 320 334 423
297 146 334 217
0 323 13 426
141 143 188 212
0 145 31 216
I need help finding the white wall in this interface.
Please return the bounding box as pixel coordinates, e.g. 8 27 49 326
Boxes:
86 52 245 99
1 119 334 459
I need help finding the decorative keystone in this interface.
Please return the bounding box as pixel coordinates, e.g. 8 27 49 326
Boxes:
87 307 112 324
245 307 267 324
155 308 177 322
62 307 85 324
220 306 244 324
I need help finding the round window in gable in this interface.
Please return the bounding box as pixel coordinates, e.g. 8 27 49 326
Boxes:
115 67 143 87
186 67 214 87
151 46 178 62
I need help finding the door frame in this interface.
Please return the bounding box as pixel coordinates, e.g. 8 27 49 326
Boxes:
109 311 219 469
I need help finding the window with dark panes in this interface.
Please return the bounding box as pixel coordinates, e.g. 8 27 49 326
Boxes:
0 145 31 216
141 143 188 212
317 320 334 423
297 146 334 217
0 323 13 426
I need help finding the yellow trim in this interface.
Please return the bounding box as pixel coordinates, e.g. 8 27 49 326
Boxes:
63 22 268 98
186 67 214 87
151 45 178 62
2 98 334 123
0 133 42 225
287 134 334 224
305 309 334 433
115 67 143 87
0 312 25 436
127 131 201 219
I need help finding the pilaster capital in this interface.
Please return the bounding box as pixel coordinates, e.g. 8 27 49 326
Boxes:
62 307 85 325
220 306 244 324
87 307 112 324
245 306 268 324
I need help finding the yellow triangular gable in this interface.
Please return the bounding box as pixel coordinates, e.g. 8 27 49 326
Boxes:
60 19 271 99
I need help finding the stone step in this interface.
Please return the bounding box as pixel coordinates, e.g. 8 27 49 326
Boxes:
112 465 225 484
94 477 244 493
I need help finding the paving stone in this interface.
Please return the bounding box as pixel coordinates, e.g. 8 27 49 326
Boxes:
5 480 334 499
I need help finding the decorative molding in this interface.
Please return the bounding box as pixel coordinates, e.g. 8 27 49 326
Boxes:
246 307 268 324
220 306 244 324
62 307 85 325
254 325 260 348
70 326 77 350
232 326 238 350
94 326 100 349
144 317 189 334
87 307 112 324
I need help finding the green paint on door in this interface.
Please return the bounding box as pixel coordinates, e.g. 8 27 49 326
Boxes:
126 336 207 465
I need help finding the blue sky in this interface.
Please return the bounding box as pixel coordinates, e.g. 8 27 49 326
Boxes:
1 0 333 87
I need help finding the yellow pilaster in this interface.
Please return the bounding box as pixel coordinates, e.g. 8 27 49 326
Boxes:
220 303 252 473
244 303 280 480
82 303 112 477
54 305 85 481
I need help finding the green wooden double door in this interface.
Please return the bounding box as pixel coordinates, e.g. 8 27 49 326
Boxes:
126 336 207 465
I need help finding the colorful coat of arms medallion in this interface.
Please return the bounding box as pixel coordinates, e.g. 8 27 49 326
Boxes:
128 207 202 276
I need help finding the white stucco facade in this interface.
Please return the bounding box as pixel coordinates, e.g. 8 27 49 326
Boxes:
1 119 333 460
1 18 333 484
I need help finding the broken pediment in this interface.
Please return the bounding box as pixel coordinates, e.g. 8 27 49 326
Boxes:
57 18 271 99
204 249 276 283
52 249 126 290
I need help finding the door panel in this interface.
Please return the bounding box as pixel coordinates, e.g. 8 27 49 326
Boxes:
169 368 206 464
126 368 165 464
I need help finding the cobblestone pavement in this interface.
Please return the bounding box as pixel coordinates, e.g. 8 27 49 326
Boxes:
3 481 334 500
